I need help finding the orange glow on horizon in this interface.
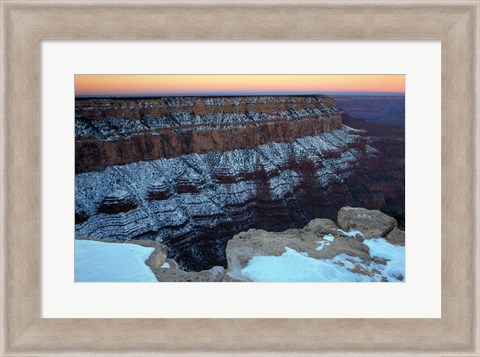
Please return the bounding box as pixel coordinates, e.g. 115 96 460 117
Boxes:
75 75 405 96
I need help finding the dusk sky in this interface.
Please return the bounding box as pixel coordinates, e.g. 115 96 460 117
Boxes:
75 75 405 97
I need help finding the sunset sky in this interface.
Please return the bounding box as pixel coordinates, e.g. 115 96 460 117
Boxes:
75 75 405 97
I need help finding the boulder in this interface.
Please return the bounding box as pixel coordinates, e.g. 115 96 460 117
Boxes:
386 227 405 246
303 218 338 233
223 220 371 282
144 244 168 270
337 206 397 238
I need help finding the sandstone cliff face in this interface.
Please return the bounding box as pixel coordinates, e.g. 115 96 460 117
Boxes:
75 95 400 271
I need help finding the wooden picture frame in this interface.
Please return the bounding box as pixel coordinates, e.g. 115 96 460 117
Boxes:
1 0 478 355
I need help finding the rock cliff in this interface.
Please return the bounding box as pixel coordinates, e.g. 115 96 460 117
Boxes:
75 96 341 173
75 95 402 271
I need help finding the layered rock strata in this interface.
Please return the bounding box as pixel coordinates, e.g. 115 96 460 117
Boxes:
75 96 341 173
75 95 396 271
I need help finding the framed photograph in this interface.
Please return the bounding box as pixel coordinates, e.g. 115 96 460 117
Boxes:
1 1 479 356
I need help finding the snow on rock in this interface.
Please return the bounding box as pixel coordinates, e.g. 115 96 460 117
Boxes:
316 241 329 251
363 238 405 281
224 217 372 281
323 234 335 242
336 229 365 239
241 241 405 282
241 247 373 282
224 208 404 282
75 240 157 282
316 234 335 251
75 127 377 244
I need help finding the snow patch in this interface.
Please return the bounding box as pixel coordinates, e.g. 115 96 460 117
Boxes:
363 238 405 281
316 241 328 251
242 247 371 282
323 234 335 242
336 229 365 239
316 234 334 251
241 241 405 282
75 240 158 282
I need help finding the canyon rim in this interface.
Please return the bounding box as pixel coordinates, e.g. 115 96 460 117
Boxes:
74 75 405 282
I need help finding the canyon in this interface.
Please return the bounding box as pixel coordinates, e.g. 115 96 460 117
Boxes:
75 95 404 271
331 95 405 126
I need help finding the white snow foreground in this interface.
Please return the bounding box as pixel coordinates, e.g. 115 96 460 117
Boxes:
241 237 405 282
75 240 158 282
363 238 405 282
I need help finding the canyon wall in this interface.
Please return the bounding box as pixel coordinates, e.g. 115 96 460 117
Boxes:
75 95 402 271
75 96 341 173
340 111 405 219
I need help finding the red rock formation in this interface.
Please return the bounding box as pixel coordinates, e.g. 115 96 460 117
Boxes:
75 96 341 173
